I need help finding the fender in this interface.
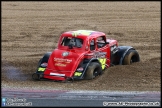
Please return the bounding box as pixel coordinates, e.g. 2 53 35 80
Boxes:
36 52 52 73
32 52 52 80
38 52 52 67
73 58 101 80
116 46 135 65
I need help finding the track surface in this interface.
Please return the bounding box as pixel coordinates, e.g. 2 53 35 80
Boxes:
2 89 161 107
1 1 161 107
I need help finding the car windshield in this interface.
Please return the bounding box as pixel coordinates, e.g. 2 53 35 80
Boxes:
61 37 83 48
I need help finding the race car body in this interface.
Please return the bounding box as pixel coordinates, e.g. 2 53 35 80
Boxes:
32 30 140 81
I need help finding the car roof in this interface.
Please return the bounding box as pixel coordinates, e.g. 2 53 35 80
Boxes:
62 30 105 38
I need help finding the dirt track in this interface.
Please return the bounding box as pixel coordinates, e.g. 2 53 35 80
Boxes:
2 2 161 91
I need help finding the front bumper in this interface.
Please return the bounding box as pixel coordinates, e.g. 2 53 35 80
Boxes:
32 73 74 82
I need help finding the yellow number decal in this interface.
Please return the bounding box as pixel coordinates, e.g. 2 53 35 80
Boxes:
79 30 93 36
98 58 106 70
74 72 82 76
72 30 94 36
38 67 45 71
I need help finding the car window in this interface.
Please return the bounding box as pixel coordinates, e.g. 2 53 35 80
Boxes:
61 37 83 48
97 36 106 48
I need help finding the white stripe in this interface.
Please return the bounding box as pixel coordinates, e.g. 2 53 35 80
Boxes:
50 73 65 77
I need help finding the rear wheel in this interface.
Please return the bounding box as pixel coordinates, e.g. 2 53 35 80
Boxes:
123 50 140 65
84 62 102 80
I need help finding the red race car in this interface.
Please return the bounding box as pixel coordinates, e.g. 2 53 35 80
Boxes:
32 30 140 82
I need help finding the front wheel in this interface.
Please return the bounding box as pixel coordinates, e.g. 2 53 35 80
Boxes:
32 73 41 80
123 50 140 65
84 62 102 80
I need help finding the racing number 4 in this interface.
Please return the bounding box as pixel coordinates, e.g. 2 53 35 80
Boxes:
98 58 106 70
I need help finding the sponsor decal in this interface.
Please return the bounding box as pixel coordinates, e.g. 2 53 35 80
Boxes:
55 63 66 67
40 62 48 67
76 67 84 71
93 51 107 58
54 58 72 63
54 58 72 67
111 45 118 54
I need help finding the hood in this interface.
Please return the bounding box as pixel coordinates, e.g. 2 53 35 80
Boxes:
44 49 84 77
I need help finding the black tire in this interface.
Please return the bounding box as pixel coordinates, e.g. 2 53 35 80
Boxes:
84 62 102 80
123 50 140 65
32 73 41 81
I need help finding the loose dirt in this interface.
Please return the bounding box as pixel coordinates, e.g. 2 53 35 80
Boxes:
1 2 161 91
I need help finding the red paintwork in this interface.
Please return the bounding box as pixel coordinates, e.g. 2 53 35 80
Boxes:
43 30 118 80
